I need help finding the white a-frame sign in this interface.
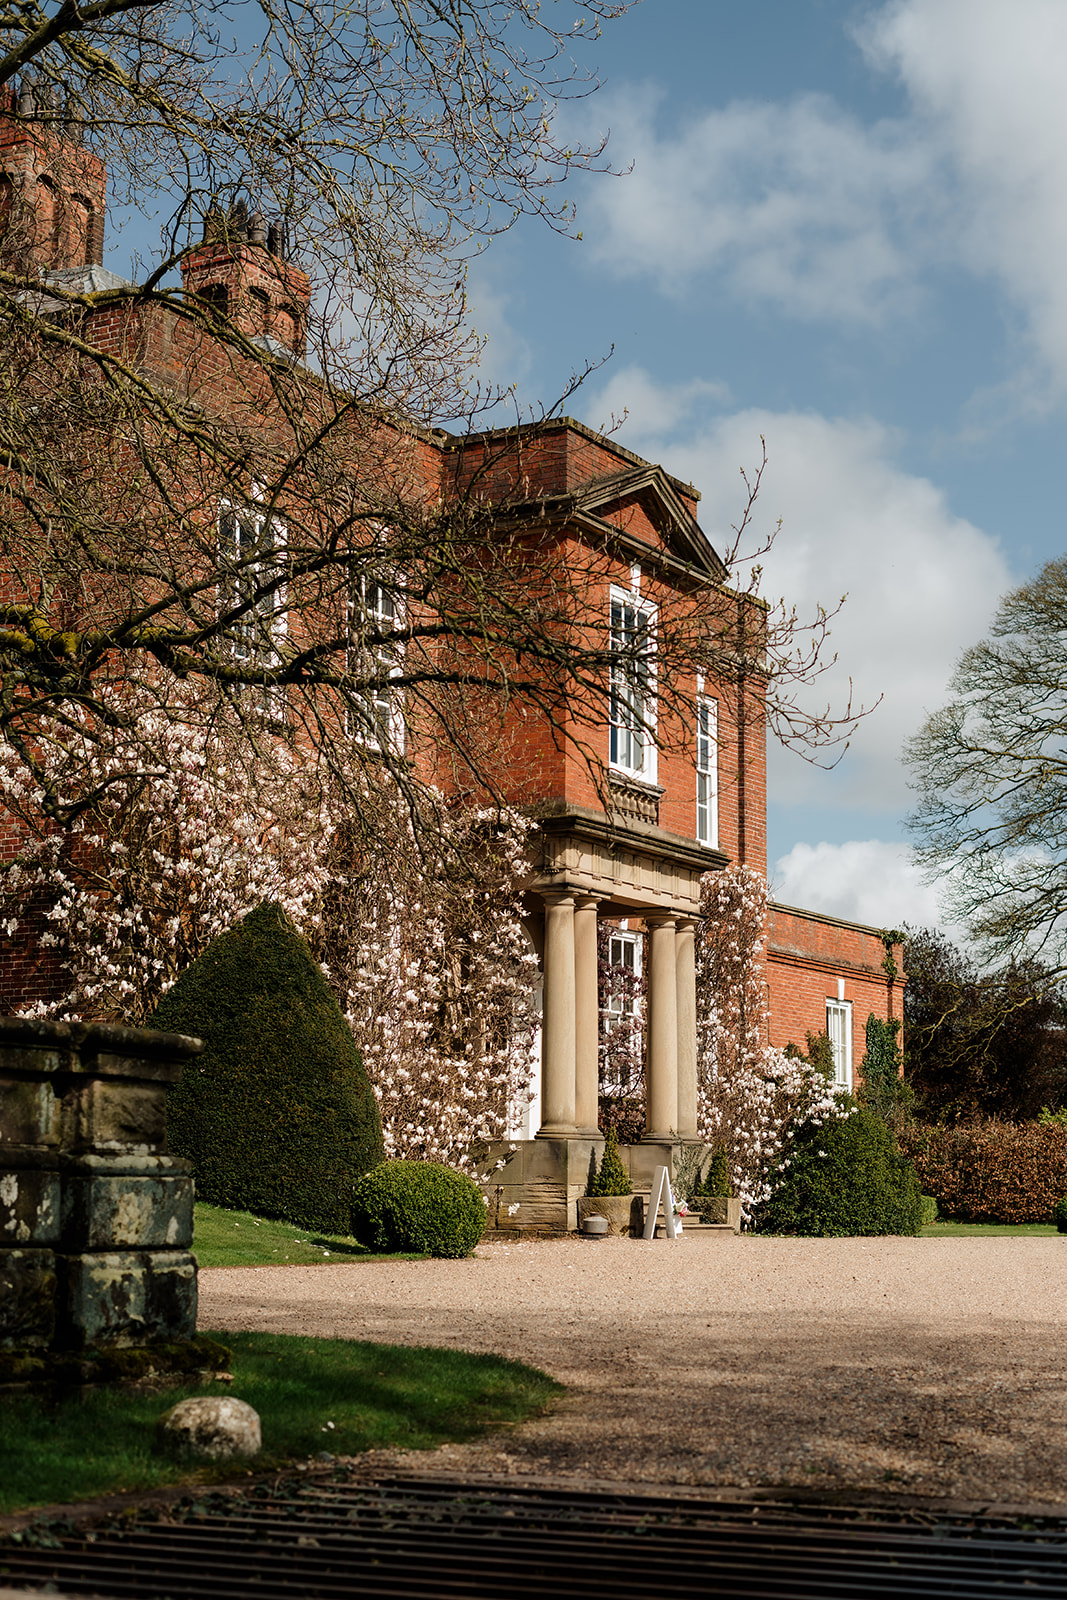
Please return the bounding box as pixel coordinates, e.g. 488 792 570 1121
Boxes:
643 1165 678 1240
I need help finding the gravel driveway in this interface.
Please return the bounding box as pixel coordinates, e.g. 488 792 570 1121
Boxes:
198 1232 1067 1507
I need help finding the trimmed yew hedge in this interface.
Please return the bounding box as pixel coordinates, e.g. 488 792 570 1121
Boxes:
154 901 384 1234
900 1119 1067 1223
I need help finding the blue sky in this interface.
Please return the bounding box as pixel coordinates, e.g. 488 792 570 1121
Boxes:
457 0 1067 935
100 0 1062 937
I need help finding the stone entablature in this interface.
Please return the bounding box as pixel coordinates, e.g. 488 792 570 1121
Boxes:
534 806 726 916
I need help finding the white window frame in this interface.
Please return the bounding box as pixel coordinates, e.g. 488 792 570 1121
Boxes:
826 997 853 1091
217 493 287 692
609 585 657 781
696 695 719 847
346 572 404 752
600 926 643 1095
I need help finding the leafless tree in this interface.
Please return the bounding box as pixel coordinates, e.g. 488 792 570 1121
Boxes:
907 556 1067 973
0 3 864 827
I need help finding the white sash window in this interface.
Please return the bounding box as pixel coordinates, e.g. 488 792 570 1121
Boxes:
347 573 404 751
609 587 657 779
826 997 853 1090
696 696 718 847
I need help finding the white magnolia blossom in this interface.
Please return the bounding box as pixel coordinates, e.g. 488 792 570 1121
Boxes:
696 864 840 1217
0 692 536 1175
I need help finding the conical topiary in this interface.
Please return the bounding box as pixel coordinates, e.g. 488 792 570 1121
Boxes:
152 901 384 1233
588 1127 632 1198
699 1146 731 1198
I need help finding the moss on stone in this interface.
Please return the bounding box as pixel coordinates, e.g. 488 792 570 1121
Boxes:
0 1334 231 1392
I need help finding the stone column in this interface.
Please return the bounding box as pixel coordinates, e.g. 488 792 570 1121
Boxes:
537 891 577 1137
675 919 699 1140
644 916 678 1139
573 895 602 1136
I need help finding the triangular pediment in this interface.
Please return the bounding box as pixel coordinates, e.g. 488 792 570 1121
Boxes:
571 465 728 582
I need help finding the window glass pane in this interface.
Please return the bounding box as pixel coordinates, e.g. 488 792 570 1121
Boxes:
609 589 655 777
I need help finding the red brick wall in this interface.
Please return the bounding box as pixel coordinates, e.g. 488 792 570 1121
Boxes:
0 94 106 272
765 903 904 1082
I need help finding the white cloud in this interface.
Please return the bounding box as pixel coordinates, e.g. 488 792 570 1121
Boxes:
772 838 960 935
574 1 1067 395
860 0 1067 393
579 87 934 323
592 369 1013 819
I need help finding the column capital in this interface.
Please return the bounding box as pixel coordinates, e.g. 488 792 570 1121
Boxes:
540 886 578 908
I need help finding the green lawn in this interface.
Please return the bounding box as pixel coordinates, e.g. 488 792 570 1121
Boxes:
0 1331 563 1515
920 1220 1061 1237
191 1202 425 1266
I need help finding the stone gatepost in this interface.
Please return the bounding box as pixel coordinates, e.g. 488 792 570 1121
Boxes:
0 1018 202 1355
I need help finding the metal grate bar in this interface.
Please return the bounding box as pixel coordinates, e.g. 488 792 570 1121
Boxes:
3 1474 1067 1600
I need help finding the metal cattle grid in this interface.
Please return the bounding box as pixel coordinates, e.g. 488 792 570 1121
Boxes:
3 1472 1067 1598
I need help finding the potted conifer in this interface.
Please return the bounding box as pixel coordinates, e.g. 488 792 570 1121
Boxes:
576 1129 644 1236
694 1147 742 1232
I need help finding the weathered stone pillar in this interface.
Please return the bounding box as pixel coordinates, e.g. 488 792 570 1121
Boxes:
644 916 678 1140
573 895 602 1136
675 918 699 1140
537 891 577 1137
0 1018 202 1355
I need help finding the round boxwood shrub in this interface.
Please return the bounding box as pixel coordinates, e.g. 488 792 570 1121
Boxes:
753 1106 924 1237
152 901 384 1234
351 1161 486 1257
1054 1195 1067 1233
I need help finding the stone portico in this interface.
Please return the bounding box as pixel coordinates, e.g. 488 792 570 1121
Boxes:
486 806 726 1233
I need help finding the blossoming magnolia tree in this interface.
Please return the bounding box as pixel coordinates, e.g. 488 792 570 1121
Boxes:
311 793 538 1169
696 864 842 1215
0 692 536 1172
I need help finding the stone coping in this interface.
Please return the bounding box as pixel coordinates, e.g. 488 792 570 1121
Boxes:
0 1018 203 1062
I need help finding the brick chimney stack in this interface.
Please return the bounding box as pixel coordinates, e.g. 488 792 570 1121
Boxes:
0 81 106 278
181 206 311 362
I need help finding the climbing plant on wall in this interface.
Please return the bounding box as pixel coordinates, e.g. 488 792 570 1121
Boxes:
695 864 842 1215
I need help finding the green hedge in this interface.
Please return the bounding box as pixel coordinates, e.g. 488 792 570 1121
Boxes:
351 1160 486 1257
153 901 384 1234
900 1119 1067 1223
753 1107 924 1237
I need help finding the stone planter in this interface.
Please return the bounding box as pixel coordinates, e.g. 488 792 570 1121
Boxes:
576 1194 644 1237
694 1196 742 1233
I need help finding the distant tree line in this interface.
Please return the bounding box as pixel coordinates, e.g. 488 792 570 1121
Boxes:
902 926 1067 1123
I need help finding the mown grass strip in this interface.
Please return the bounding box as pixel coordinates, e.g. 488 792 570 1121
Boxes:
0 1331 563 1515
920 1221 1060 1236
191 1203 425 1266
